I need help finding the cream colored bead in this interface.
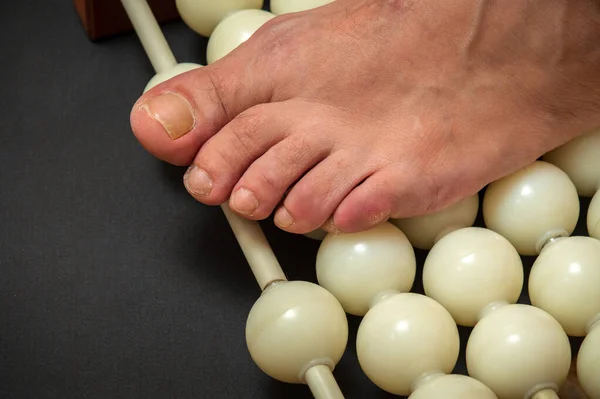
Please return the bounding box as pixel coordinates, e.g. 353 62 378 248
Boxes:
483 161 579 255
391 193 479 250
409 374 498 399
577 323 600 399
206 9 275 64
529 236 600 336
270 0 334 15
144 63 202 92
245 281 348 384
175 0 264 37
467 304 571 399
316 222 416 316
423 227 523 327
356 293 460 396
543 126 600 197
588 190 600 240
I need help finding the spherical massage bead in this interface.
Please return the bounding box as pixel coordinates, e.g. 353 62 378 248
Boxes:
420 225 570 399
270 0 335 15
578 324 600 399
245 280 348 384
356 293 460 397
316 222 416 316
206 9 275 65
543 126 600 197
391 193 479 250
175 0 264 37
467 304 572 399
144 63 202 93
408 374 498 399
589 191 600 240
483 161 580 256
422 227 523 327
528 236 600 337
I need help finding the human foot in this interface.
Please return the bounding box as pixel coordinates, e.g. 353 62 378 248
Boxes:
130 0 600 234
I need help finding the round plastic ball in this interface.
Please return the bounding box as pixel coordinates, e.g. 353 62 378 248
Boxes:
483 161 579 256
423 227 523 327
408 374 498 399
391 193 479 250
356 293 460 396
245 281 348 384
529 236 600 336
543 126 600 197
589 191 600 240
316 222 416 316
466 304 571 399
207 9 275 64
577 324 600 399
270 0 334 15
175 0 264 37
144 63 202 93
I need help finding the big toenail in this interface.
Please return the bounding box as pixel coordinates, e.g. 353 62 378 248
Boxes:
231 188 259 215
274 206 295 228
141 92 195 140
184 165 213 197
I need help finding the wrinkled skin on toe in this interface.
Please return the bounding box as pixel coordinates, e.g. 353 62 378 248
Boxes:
130 0 600 234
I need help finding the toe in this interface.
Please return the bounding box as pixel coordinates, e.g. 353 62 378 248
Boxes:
331 167 441 233
273 150 377 234
130 55 276 167
229 129 332 219
183 103 290 206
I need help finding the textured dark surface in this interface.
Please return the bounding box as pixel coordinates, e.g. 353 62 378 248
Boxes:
0 1 589 398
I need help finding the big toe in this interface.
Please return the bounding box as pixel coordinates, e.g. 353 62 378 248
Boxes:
130 51 275 166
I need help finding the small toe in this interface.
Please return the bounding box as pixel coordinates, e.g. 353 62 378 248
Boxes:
184 103 290 206
331 167 437 233
273 150 377 233
229 132 331 219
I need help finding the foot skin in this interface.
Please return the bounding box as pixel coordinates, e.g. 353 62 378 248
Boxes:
130 0 600 234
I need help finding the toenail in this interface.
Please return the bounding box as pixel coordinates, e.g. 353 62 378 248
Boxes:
230 188 259 216
274 206 295 229
141 92 195 140
184 165 213 197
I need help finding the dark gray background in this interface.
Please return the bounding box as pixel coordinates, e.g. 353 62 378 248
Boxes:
0 1 588 398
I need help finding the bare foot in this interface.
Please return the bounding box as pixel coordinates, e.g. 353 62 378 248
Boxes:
130 0 600 234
